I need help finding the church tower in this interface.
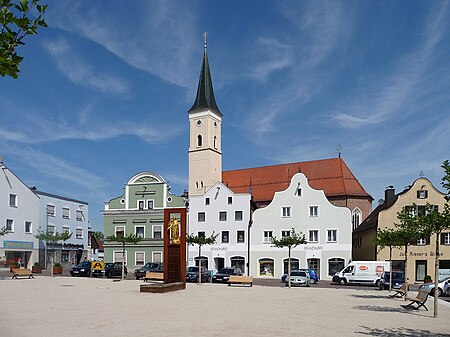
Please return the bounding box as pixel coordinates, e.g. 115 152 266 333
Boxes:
188 34 222 196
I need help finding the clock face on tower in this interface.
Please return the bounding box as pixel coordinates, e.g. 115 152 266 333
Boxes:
196 120 202 126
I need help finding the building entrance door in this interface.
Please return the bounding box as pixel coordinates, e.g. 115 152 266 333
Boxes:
214 257 224 272
308 258 320 278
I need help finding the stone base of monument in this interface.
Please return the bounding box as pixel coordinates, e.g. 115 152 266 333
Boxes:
140 282 185 293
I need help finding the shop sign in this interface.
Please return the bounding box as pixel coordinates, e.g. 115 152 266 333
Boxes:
211 247 227 251
304 246 323 251
4 240 34 250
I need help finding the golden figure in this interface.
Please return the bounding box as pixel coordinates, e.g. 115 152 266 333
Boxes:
167 216 180 244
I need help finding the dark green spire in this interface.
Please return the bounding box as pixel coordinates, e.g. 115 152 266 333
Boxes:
188 39 222 116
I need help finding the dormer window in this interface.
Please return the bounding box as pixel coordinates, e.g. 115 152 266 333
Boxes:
197 135 202 147
417 190 428 199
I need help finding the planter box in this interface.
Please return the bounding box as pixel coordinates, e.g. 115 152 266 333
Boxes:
53 266 63 275
32 266 42 273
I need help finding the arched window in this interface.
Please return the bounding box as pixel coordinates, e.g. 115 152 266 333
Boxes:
214 136 217 149
194 256 208 269
259 258 274 277
283 258 299 274
197 135 202 147
230 256 246 274
352 208 361 231
328 258 345 276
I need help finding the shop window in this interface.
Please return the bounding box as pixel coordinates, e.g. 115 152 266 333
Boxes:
259 258 274 277
194 256 208 269
61 252 69 262
328 258 345 276
231 256 245 274
283 258 299 274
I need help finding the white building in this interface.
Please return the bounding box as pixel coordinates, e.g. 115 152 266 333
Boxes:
250 173 352 280
0 157 40 268
32 189 89 270
187 182 251 274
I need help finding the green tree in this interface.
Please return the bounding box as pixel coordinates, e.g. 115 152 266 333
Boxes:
186 232 218 284
105 234 142 281
416 160 450 318
1 0 48 78
0 226 7 237
393 206 424 299
35 230 72 273
272 228 307 288
374 228 402 291
94 231 104 243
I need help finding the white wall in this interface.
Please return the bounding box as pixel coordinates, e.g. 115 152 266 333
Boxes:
250 173 352 279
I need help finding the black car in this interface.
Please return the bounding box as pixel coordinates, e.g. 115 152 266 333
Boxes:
134 262 164 280
379 271 404 290
212 267 243 283
70 261 92 277
104 262 127 278
186 266 210 283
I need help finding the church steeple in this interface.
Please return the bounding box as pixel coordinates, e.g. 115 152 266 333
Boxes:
188 32 222 116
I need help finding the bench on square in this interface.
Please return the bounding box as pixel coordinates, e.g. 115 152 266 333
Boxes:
401 289 429 311
228 275 253 287
389 283 408 298
12 269 34 279
144 272 163 282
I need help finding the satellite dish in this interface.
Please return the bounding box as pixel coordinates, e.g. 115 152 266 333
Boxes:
378 199 384 205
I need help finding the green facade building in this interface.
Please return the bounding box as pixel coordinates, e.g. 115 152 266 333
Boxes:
103 172 186 272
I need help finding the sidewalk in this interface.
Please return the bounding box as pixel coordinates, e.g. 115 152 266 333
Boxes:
1 276 449 337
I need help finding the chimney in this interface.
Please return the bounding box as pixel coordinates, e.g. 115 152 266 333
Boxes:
385 186 395 208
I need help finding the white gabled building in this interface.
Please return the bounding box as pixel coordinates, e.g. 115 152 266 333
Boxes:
250 173 352 280
187 182 251 274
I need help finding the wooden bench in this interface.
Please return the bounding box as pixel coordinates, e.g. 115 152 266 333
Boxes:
401 289 429 311
144 272 163 282
228 275 253 287
389 283 408 298
12 269 34 279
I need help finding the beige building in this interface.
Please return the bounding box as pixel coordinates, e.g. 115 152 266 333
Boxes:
353 177 450 283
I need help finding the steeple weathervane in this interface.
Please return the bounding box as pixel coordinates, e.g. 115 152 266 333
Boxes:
203 31 208 49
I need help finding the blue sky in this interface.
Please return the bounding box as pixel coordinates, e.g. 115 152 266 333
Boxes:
1 1 449 231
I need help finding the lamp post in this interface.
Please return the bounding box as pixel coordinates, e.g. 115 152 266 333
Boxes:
247 192 253 277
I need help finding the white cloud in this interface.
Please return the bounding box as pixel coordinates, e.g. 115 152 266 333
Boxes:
47 1 199 90
44 38 129 94
333 1 449 128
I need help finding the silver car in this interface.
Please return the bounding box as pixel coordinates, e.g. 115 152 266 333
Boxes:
419 276 450 296
287 270 310 287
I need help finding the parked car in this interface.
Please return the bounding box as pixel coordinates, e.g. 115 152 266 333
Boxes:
281 269 319 284
419 276 450 296
186 266 211 283
70 261 92 277
378 271 404 290
286 270 310 287
212 267 243 283
134 262 164 280
104 262 128 278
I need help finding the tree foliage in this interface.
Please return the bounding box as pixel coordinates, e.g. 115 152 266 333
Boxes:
94 231 104 243
186 232 218 284
0 226 7 237
1 0 48 78
35 229 72 268
272 228 307 288
106 233 142 280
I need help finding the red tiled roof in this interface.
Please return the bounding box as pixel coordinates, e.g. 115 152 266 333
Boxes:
222 158 372 203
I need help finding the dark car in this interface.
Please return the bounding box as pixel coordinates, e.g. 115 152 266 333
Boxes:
134 262 164 280
104 262 127 278
70 261 92 277
379 271 404 290
186 266 210 283
212 267 243 283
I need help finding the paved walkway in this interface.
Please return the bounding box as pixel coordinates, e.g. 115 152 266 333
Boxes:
1 276 449 337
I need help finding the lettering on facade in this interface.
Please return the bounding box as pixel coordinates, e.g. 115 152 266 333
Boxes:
4 241 34 249
304 246 323 251
398 251 445 257
211 247 227 251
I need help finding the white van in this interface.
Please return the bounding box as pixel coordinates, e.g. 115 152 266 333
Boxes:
332 261 390 286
